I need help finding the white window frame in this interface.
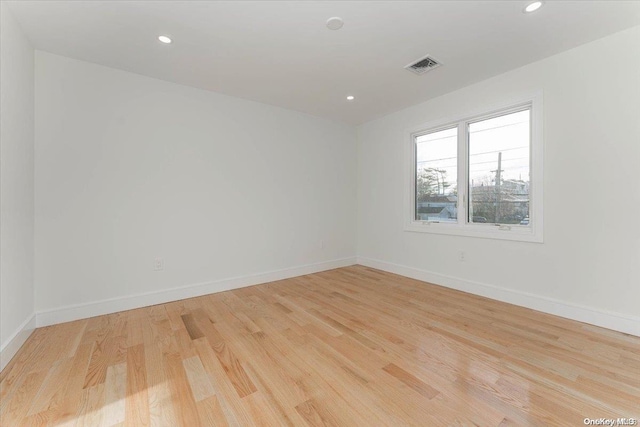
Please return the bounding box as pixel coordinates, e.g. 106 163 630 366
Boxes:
404 92 543 243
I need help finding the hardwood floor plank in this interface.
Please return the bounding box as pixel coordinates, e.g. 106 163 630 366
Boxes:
144 340 177 427
242 361 308 427
147 381 178 427
243 392 286 427
210 341 257 398
0 369 49 426
125 344 150 426
74 383 106 427
181 314 205 340
165 352 201 427
55 341 97 425
196 395 229 427
83 338 110 389
182 356 216 402
102 362 126 427
295 398 340 427
192 339 253 426
382 362 440 399
26 357 74 416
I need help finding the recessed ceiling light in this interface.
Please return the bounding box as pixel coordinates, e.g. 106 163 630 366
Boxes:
346 95 355 101
524 1 543 13
326 17 344 30
158 35 172 44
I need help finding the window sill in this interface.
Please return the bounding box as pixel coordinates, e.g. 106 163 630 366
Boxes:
404 221 543 243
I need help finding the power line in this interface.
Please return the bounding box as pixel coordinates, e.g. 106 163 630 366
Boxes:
416 119 529 144
418 156 529 169
469 146 528 156
415 134 456 144
416 146 528 163
470 156 529 166
469 119 529 135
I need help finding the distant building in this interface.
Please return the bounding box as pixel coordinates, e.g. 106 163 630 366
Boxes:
468 180 529 223
502 179 529 193
416 195 457 221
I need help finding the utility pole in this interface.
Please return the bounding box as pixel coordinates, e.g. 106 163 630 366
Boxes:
437 169 446 195
441 169 448 194
492 152 503 223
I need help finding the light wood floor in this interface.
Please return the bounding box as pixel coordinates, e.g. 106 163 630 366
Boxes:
1 266 638 426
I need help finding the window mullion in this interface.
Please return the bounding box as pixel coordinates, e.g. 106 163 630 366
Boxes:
457 122 467 226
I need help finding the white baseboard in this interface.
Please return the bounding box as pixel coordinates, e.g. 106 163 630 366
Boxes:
1 312 36 372
357 257 640 337
36 257 358 327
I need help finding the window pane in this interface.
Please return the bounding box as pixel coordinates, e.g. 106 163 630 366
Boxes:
415 127 458 222
468 109 530 225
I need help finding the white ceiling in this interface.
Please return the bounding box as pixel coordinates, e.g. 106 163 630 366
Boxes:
8 0 640 124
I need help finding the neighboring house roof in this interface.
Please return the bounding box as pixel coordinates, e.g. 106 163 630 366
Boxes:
441 206 457 217
417 206 445 214
421 195 456 203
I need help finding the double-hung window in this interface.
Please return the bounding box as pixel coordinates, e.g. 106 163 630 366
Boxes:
406 94 543 242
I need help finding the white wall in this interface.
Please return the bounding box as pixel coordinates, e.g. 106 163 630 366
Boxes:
24 24 640 337
357 26 640 335
35 52 356 324
0 3 36 370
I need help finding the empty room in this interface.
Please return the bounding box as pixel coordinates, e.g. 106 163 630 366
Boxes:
1 0 639 425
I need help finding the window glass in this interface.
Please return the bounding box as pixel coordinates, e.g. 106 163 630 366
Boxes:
468 109 530 225
415 127 458 222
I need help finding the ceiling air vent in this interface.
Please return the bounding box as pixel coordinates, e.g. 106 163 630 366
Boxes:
405 55 441 75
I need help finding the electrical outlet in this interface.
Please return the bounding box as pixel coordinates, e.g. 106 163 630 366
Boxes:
458 251 466 262
154 257 164 271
